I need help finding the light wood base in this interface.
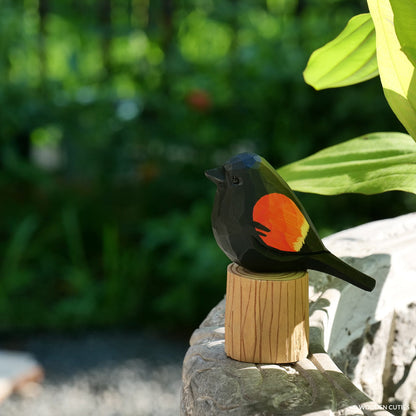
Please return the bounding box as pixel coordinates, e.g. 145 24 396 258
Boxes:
225 263 309 364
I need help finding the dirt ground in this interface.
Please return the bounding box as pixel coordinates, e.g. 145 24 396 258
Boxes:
0 330 189 416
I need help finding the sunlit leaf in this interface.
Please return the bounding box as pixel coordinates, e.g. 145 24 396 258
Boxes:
390 0 416 67
303 14 378 90
278 132 416 195
368 0 416 140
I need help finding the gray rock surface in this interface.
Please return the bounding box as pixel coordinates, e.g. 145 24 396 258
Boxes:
181 213 416 416
324 214 416 412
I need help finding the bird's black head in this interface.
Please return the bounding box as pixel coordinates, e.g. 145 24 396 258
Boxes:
205 152 263 187
205 152 266 263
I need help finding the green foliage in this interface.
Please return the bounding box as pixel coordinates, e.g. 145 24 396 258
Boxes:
140 202 228 328
391 0 416 67
0 0 411 331
368 0 416 141
300 0 416 196
303 14 378 90
279 132 416 195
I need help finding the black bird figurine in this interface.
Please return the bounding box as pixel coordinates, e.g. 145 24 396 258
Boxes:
205 152 376 292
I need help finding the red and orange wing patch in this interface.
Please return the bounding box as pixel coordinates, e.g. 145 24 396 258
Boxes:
252 193 309 252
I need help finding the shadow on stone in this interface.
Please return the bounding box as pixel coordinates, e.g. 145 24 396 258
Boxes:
182 214 416 415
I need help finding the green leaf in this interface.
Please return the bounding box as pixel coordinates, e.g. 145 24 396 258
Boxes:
390 0 416 67
277 132 416 195
303 13 378 90
368 0 416 140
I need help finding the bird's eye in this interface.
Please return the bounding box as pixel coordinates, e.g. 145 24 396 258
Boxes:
231 175 241 185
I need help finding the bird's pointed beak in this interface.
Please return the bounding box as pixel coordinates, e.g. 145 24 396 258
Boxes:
205 167 225 185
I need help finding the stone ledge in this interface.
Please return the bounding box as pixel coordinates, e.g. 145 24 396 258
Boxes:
181 213 416 415
0 350 43 402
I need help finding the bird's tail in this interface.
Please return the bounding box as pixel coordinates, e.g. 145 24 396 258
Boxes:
307 251 376 292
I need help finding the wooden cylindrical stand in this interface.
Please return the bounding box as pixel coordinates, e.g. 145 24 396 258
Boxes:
225 263 309 364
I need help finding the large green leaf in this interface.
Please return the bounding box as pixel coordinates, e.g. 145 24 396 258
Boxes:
390 0 416 67
368 0 416 140
277 132 416 195
303 13 378 90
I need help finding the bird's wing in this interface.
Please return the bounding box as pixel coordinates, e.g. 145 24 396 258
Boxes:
252 193 310 253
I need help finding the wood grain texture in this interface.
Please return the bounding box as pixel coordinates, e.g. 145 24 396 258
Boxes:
225 263 309 363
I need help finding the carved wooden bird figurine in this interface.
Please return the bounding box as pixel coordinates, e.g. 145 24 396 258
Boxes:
205 152 376 291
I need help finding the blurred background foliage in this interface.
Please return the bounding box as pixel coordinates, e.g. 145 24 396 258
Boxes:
0 0 414 333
